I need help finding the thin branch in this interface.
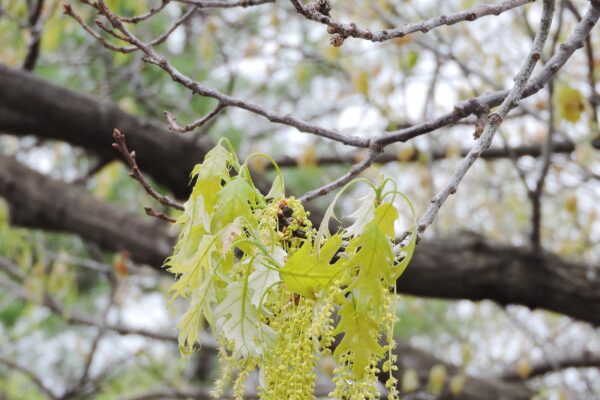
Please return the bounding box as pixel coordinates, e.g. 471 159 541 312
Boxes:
272 141 575 169
530 84 555 251
126 6 197 50
145 206 177 223
112 129 184 211
119 0 171 23
413 32 548 126
373 0 600 147
22 0 45 70
501 350 600 380
290 0 534 43
174 0 275 7
68 1 370 148
65 3 196 54
165 102 225 133
416 0 556 236
76 276 117 389
70 0 600 207
0 356 58 399
509 2 563 251
0 267 188 344
501 308 568 388
63 4 135 53
299 147 381 202
496 128 534 192
565 0 600 130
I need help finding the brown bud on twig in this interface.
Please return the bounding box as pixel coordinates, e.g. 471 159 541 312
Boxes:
317 0 332 15
473 112 488 139
330 33 344 47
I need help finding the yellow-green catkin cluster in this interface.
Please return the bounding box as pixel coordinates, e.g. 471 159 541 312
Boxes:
309 285 339 353
329 289 400 399
261 294 317 399
261 196 312 252
212 339 259 400
234 359 258 399
330 356 380 400
168 142 416 400
211 339 236 398
383 292 400 400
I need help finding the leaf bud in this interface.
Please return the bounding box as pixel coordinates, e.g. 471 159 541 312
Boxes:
330 33 344 47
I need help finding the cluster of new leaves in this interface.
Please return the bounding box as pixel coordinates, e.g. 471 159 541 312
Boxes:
166 140 416 399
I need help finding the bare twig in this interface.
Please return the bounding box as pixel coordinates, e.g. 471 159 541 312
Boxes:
111 129 184 212
174 0 275 7
67 1 370 148
299 147 381 202
530 84 555 251
65 3 196 54
64 4 134 53
120 0 171 23
273 141 575 169
565 0 600 129
505 2 563 252
373 0 600 147
22 0 45 70
501 349 600 380
165 102 225 133
416 0 556 236
145 206 177 223
70 0 600 207
290 0 534 43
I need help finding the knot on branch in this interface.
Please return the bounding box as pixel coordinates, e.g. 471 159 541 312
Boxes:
316 0 332 16
487 113 503 125
329 33 344 47
369 140 384 154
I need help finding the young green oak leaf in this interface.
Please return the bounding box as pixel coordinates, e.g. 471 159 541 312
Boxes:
392 226 417 281
214 281 276 358
345 218 395 312
190 143 236 212
373 202 399 237
343 191 376 238
266 171 285 200
247 247 286 308
280 234 345 298
167 234 215 300
175 251 222 351
211 176 257 231
176 271 221 353
333 300 383 378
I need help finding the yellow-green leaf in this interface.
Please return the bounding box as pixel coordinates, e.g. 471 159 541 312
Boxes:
556 85 584 123
280 235 344 298
333 300 383 377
